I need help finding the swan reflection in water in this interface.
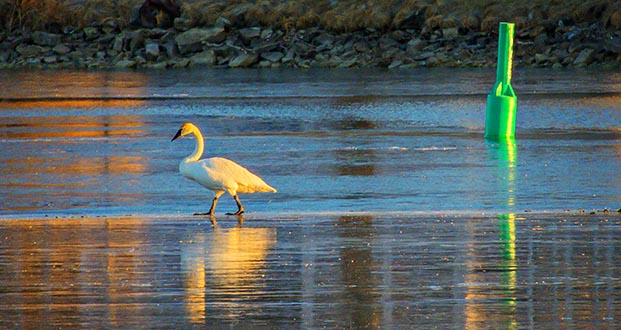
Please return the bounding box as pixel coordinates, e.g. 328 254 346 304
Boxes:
181 220 277 323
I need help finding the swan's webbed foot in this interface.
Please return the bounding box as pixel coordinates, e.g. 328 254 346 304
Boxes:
226 210 244 216
193 197 219 216
193 212 214 216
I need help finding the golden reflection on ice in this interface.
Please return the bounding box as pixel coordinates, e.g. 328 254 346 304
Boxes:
181 225 277 323
0 114 148 211
103 218 151 328
0 217 153 328
0 99 145 109
0 70 149 101
0 114 146 140
182 234 207 324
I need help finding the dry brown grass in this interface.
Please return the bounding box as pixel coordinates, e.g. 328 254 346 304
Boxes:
2 0 620 33
2 0 71 32
1 0 142 32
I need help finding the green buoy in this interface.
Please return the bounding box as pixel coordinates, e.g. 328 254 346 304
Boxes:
485 22 517 141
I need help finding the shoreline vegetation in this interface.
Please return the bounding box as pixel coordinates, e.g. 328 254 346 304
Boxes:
1 0 621 69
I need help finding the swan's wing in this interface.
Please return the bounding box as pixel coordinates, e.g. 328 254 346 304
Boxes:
182 160 229 193
204 157 276 194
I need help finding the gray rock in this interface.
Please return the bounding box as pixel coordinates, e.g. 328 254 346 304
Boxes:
175 30 202 54
128 29 147 52
175 27 226 55
260 27 273 40
106 49 119 58
573 48 594 66
43 55 58 64
172 58 190 68
0 49 11 63
292 42 313 57
190 50 216 65
32 31 61 46
353 40 370 52
406 38 426 52
260 51 284 63
146 61 168 69
604 36 621 53
257 60 272 68
114 59 136 68
388 59 403 69
535 53 549 64
145 42 160 60
135 55 146 65
83 27 100 40
202 27 227 44
252 41 279 53
96 34 115 45
101 18 119 34
533 33 548 52
16 44 47 57
238 27 261 44
215 17 232 30
314 33 334 47
148 28 168 39
52 44 71 55
442 27 459 39
314 33 334 52
414 51 435 61
174 17 193 32
379 35 400 50
113 34 125 51
281 49 295 64
228 52 257 67
162 42 179 58
338 56 359 68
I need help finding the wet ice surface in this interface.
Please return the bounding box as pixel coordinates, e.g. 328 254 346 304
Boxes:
1 214 621 329
1 68 620 328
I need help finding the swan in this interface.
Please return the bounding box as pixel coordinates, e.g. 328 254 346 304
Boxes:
171 122 276 215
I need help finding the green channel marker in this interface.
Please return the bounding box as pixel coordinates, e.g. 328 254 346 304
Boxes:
485 22 517 141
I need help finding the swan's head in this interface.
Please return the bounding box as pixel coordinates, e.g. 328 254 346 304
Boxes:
171 122 199 141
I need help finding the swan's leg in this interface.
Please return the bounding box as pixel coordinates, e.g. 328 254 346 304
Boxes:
226 195 245 215
194 196 219 216
208 196 219 215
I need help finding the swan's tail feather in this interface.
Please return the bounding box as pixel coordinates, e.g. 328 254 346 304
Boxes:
255 184 277 193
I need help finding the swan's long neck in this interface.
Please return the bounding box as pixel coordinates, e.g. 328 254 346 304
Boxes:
186 128 204 162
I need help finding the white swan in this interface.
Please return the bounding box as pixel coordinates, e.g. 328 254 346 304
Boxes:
171 122 276 215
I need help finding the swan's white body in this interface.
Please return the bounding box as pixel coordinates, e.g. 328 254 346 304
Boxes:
172 122 276 215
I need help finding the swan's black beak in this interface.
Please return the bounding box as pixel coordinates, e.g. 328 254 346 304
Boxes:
171 129 182 141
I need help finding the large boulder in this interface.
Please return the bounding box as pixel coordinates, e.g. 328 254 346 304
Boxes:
175 27 226 54
83 27 100 41
238 27 261 44
145 42 160 60
228 52 257 67
127 29 147 52
260 51 284 63
573 48 595 66
52 44 71 55
190 50 216 65
32 31 61 46
15 44 47 57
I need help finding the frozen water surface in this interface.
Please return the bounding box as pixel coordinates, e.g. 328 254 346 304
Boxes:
0 68 620 329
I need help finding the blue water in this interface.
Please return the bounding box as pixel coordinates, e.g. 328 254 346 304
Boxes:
0 68 620 217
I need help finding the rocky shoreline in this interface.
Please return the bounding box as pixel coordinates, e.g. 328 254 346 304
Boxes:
1 17 620 70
